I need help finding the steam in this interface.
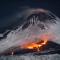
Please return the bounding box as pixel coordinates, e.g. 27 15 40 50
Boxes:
0 8 60 53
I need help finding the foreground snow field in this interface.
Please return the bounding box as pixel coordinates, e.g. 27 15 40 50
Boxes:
0 54 60 60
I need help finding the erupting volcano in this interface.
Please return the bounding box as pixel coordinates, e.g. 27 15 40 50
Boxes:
0 9 60 55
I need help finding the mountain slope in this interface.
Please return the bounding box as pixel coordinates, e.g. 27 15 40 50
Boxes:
0 8 60 54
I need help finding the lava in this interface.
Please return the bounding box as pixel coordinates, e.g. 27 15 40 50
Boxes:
26 40 47 50
21 34 49 51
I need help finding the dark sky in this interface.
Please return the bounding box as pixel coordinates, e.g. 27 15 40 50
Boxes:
0 0 60 33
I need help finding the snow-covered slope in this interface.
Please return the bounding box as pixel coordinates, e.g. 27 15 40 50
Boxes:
0 8 60 53
0 54 60 60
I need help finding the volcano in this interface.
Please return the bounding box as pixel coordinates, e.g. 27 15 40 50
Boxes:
0 9 60 55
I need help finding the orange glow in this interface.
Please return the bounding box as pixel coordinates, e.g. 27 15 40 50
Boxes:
23 39 47 51
21 40 47 51
21 34 50 51
22 43 38 49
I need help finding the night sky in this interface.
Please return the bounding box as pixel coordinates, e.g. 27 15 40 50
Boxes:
0 0 60 33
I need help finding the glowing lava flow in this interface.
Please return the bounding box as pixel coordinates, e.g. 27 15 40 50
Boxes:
21 35 48 52
20 33 55 52
26 39 47 50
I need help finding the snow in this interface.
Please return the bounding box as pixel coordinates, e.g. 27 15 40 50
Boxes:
0 54 60 60
0 8 60 54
